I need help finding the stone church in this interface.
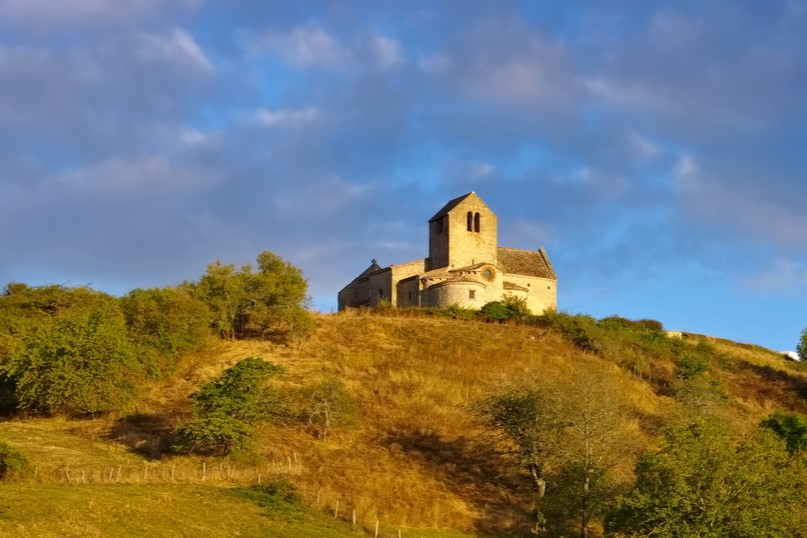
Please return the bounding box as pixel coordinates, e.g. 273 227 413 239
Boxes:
338 192 558 313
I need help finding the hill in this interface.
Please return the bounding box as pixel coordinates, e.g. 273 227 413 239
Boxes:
1 310 806 537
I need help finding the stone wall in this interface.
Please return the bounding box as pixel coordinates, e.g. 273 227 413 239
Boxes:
503 274 557 313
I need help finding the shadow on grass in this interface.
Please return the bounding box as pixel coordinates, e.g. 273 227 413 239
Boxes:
736 361 807 410
384 428 530 535
107 412 178 460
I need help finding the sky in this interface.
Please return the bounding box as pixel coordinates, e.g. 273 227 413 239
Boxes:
0 1 805 352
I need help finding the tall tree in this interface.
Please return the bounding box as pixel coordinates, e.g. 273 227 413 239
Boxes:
482 368 635 536
607 422 807 538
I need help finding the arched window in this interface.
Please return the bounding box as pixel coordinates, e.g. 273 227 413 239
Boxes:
474 212 480 232
467 211 473 231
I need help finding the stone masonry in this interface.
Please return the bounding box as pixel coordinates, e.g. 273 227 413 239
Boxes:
337 192 557 313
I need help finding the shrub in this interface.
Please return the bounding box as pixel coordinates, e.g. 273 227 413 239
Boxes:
444 304 477 321
1 286 142 415
676 352 709 380
120 287 212 364
479 301 510 322
174 358 284 455
761 411 807 455
798 328 807 361
0 442 29 480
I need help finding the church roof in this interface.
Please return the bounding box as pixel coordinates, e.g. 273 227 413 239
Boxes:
428 192 475 221
498 247 557 280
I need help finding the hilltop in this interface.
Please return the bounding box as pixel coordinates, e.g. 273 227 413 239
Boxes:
1 310 806 537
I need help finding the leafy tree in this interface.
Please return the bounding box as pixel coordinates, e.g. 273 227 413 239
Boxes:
607 422 807 538
120 286 212 365
0 284 142 415
300 377 356 441
482 369 632 536
761 411 807 455
799 327 807 361
191 251 312 341
174 357 283 455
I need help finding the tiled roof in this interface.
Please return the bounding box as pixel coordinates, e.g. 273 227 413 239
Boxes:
503 281 529 292
429 192 475 221
498 247 557 279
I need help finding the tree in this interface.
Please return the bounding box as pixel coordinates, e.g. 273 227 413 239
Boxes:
120 287 212 374
0 284 142 415
301 377 356 441
174 358 284 455
191 251 312 341
607 422 807 538
798 327 807 361
482 369 633 536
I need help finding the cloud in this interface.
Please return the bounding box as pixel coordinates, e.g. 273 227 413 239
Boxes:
363 33 402 70
257 25 348 68
740 258 807 296
252 106 321 129
0 0 201 25
137 28 213 73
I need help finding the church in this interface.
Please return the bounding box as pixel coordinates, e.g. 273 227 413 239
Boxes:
337 192 557 313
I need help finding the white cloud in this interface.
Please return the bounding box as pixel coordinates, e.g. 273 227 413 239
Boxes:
364 33 401 70
741 258 807 296
252 106 321 129
137 28 213 73
57 157 217 199
0 0 200 25
259 25 347 68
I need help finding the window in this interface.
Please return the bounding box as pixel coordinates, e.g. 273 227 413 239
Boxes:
436 217 444 234
467 211 473 231
469 289 476 299
474 212 480 232
379 289 383 298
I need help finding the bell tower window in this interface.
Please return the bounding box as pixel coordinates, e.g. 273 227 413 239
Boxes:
467 211 473 231
474 212 480 232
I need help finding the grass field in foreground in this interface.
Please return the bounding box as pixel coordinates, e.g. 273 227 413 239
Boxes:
0 482 486 538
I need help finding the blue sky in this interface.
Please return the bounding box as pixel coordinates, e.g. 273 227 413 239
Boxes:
1 1 805 351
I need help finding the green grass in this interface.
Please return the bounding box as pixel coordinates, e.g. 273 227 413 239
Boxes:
0 482 486 538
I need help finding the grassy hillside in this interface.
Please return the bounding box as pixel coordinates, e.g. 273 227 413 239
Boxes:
1 310 805 536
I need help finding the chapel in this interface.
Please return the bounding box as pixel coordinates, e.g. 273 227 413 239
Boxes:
337 192 557 313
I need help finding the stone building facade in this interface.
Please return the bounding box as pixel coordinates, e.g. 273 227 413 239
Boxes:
337 192 557 313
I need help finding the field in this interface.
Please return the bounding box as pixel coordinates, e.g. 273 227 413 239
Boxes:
1 310 805 536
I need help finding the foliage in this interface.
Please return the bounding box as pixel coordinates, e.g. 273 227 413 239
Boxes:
675 351 709 380
607 423 807 538
0 441 29 480
444 304 477 321
174 358 284 455
120 286 212 364
799 327 807 361
761 411 807 455
300 377 356 440
481 370 632 536
0 284 142 415
479 297 531 323
191 251 312 341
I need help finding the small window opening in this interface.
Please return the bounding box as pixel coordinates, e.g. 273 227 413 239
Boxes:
469 289 476 299
379 289 383 298
474 212 480 232
467 211 473 231
436 217 444 234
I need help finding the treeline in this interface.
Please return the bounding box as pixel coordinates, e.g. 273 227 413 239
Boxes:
0 251 313 417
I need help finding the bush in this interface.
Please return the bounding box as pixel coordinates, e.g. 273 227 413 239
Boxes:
444 304 477 321
479 301 510 322
798 328 807 361
174 358 284 455
676 352 709 380
0 442 29 480
0 285 142 415
120 287 212 364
